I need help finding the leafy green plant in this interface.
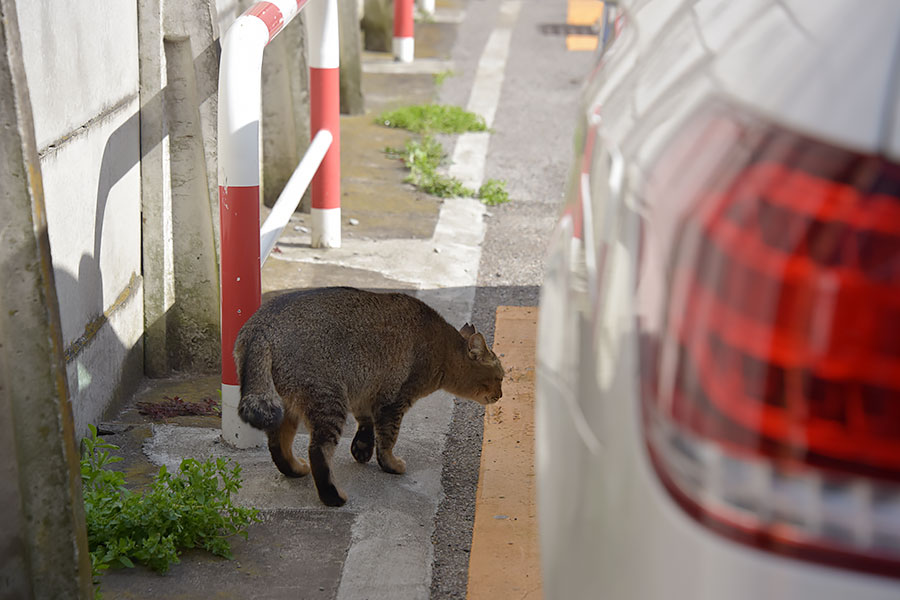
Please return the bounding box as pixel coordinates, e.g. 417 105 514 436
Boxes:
385 134 444 166
379 103 511 204
81 425 260 595
386 136 473 198
385 137 511 204
433 69 455 87
377 103 488 134
477 178 510 205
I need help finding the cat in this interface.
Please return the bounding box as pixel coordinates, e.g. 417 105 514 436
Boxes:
234 286 505 507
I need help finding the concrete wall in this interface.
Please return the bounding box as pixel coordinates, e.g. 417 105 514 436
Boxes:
0 0 95 595
16 0 145 438
361 0 393 52
140 0 222 378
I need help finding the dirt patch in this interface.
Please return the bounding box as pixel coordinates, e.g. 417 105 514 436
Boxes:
136 395 221 420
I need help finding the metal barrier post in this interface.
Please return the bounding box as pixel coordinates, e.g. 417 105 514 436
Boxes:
393 0 414 63
306 0 341 247
218 0 339 448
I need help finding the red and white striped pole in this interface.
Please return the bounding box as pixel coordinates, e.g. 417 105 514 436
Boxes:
306 0 341 247
218 0 339 448
393 0 414 63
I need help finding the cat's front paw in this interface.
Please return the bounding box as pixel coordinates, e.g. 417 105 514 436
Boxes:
376 451 406 475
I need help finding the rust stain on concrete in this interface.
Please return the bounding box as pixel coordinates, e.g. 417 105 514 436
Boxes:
467 306 541 600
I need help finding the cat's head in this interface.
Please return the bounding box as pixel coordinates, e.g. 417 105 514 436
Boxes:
459 323 505 405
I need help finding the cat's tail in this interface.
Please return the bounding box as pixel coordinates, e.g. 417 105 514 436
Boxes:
234 331 284 432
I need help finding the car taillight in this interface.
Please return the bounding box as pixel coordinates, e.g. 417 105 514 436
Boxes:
640 104 900 579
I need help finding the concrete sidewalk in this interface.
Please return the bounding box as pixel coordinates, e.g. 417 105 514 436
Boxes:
99 2 492 598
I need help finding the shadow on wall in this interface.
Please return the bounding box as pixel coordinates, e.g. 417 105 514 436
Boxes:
99 38 223 370
53 265 141 437
51 38 223 433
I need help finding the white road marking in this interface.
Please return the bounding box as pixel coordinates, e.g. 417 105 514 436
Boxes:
448 0 522 191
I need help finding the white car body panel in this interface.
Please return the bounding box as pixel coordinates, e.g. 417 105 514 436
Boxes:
536 1 900 598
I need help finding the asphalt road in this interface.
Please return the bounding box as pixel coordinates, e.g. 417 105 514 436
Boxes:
432 1 595 597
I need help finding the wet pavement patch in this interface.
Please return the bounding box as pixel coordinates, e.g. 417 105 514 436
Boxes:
100 508 354 600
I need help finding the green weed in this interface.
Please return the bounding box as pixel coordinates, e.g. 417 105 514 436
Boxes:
384 138 510 204
377 103 488 134
478 178 510 205
386 136 474 198
433 69 455 87
81 425 260 597
379 103 510 205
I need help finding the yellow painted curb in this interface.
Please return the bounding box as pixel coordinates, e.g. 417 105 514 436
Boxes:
467 306 541 600
567 0 604 51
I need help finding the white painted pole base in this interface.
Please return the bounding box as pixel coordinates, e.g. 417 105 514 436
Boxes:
393 36 414 63
311 207 341 248
418 0 435 16
221 383 267 448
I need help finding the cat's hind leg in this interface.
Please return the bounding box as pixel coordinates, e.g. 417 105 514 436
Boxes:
351 415 375 463
267 411 310 477
307 396 349 507
374 405 407 475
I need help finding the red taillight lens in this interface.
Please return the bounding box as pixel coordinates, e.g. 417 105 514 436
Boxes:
641 105 900 578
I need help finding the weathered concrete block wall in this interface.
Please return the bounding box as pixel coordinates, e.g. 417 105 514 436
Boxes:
0 1 93 594
214 0 243 32
261 12 312 209
16 0 144 438
361 0 393 52
140 0 222 378
340 0 365 115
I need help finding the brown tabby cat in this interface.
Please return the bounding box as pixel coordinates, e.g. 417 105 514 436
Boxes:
234 286 504 507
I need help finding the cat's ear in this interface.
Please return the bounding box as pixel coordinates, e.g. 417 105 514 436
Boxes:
467 332 488 360
459 323 477 338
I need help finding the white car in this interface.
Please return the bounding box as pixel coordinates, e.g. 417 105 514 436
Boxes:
535 1 900 599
